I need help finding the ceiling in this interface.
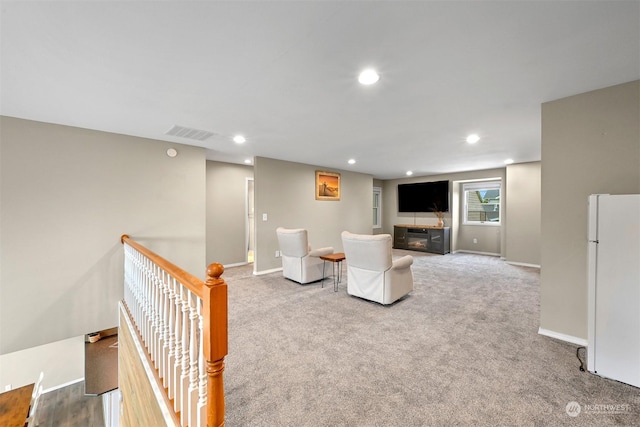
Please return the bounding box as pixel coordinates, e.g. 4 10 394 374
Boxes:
1 1 638 180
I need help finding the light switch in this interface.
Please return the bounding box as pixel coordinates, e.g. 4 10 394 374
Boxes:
262 213 268 221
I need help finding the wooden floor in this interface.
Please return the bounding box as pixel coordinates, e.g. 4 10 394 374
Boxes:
35 381 104 427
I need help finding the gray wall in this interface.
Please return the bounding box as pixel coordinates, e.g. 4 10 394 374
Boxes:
206 161 254 266
505 162 541 266
254 157 373 273
540 80 640 341
0 116 207 355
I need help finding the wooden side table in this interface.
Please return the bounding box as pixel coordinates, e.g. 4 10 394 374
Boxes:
320 252 346 292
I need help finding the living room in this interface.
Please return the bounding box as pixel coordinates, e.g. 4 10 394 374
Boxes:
1 1 639 424
2 77 638 395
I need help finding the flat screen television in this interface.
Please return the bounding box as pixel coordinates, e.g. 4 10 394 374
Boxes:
397 180 449 212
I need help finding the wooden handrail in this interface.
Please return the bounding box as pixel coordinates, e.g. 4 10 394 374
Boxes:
121 234 228 427
121 234 206 296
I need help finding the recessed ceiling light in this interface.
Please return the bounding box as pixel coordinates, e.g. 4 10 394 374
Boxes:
348 159 356 165
233 135 246 144
166 148 178 157
406 171 413 176
504 158 514 165
466 134 480 144
358 69 380 85
244 159 252 164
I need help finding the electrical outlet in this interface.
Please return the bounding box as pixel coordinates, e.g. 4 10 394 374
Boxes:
262 213 268 221
4 384 11 391
473 238 478 244
275 250 279 257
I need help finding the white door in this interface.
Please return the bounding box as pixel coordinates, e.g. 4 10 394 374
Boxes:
593 194 640 387
246 178 255 263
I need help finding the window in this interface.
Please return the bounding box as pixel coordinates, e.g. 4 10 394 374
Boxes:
373 187 382 228
463 181 501 225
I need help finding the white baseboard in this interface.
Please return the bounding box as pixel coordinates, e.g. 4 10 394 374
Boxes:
538 327 588 347
453 250 501 257
506 261 541 269
223 261 248 268
43 377 84 394
254 267 282 276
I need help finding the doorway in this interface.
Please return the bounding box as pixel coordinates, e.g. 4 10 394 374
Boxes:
246 178 255 263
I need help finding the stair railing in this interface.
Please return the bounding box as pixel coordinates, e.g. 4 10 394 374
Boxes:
121 235 228 427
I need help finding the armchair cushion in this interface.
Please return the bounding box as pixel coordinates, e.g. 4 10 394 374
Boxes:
276 227 334 284
341 231 414 305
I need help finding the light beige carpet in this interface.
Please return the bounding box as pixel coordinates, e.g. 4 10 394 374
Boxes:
221 251 638 426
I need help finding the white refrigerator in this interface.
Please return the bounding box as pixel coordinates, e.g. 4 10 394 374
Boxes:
587 194 640 388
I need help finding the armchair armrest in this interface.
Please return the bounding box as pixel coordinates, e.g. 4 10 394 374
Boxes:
391 255 413 270
309 247 334 257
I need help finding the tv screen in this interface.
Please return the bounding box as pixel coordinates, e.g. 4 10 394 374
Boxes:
398 180 449 213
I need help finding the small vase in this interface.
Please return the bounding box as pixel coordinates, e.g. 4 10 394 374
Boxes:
437 219 444 228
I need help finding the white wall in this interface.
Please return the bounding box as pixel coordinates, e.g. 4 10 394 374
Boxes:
540 80 640 341
0 117 207 388
0 336 84 392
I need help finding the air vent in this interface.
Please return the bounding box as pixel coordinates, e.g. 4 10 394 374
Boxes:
165 125 216 141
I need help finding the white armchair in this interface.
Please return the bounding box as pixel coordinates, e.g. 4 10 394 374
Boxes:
341 231 414 305
276 227 334 284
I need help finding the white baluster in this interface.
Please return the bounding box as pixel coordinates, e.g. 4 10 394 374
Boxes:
179 291 192 426
197 299 207 427
146 256 153 347
156 265 165 376
187 296 200 427
173 285 184 411
139 256 146 342
141 255 148 343
130 248 138 329
161 269 170 382
136 251 144 335
141 253 147 337
166 276 177 397
152 262 160 366
142 257 149 344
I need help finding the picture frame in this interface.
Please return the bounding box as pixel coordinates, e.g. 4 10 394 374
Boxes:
315 171 341 201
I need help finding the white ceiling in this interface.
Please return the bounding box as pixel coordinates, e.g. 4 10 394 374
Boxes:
1 1 638 179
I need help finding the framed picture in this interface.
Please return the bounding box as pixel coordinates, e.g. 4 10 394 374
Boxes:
315 171 340 201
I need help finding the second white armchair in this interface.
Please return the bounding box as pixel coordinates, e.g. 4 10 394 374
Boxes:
341 231 414 305
276 227 334 284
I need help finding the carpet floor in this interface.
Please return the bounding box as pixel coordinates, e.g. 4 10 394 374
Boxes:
221 251 638 426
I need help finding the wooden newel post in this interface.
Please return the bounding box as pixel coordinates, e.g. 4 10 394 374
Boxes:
203 263 228 427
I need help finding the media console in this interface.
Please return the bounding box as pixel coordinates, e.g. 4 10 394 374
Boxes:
393 225 450 255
